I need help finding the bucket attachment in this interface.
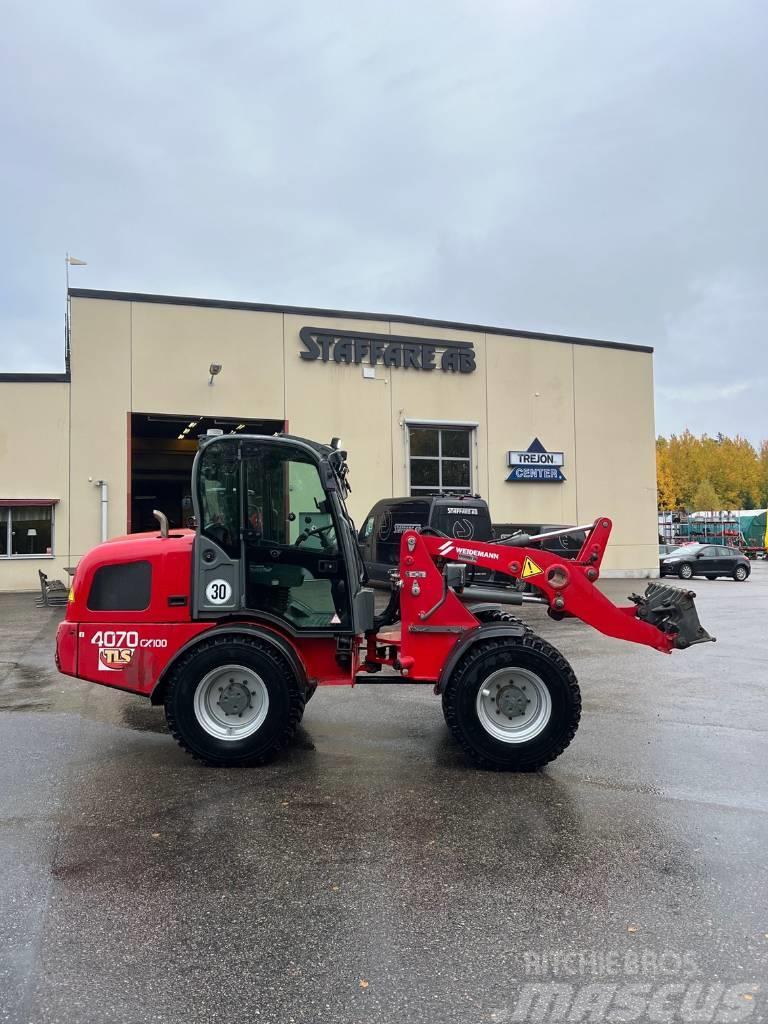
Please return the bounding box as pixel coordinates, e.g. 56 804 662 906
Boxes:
630 582 716 650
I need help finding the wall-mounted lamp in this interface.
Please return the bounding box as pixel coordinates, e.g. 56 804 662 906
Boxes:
208 363 222 386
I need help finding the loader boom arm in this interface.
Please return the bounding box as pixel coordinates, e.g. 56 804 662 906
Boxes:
400 517 714 658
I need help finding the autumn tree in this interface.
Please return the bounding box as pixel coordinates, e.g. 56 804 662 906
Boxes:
656 432 766 512
691 478 721 512
656 442 678 510
759 442 768 506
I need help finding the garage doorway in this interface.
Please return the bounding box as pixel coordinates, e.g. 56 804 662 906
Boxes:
129 413 286 533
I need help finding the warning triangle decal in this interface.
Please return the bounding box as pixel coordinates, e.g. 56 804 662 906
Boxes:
521 556 543 579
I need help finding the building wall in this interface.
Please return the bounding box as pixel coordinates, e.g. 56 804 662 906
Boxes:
0 381 70 591
0 293 659 590
572 345 658 572
485 334 578 526
68 298 131 561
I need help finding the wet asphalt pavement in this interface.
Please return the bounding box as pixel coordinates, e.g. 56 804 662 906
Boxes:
1 568 767 1023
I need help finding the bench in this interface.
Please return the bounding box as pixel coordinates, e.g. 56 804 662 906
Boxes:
36 569 69 607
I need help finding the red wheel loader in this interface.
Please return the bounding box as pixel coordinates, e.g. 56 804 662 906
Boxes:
55 434 714 770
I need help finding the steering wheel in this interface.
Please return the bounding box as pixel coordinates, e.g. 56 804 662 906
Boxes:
295 524 335 549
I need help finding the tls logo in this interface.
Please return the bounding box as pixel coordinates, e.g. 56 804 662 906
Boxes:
98 648 134 672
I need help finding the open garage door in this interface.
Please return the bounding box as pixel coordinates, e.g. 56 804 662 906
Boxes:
129 413 285 533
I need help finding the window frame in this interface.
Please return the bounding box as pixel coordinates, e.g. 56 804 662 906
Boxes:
0 503 56 560
405 420 478 497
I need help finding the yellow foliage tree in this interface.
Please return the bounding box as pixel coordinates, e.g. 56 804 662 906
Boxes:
759 442 768 506
657 432 766 511
656 442 678 511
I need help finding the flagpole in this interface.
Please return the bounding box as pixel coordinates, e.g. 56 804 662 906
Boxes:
64 255 87 373
65 254 70 372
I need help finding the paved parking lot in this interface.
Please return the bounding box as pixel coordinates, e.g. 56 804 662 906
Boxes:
1 567 766 1023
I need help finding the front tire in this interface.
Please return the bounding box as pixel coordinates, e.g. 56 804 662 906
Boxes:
472 607 530 631
164 636 306 767
441 633 581 771
678 563 694 580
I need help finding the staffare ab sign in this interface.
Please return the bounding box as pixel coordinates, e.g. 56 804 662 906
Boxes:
506 438 566 483
299 326 476 374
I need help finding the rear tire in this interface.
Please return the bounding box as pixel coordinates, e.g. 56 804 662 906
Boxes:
441 633 581 771
734 564 749 581
164 636 306 767
678 563 694 580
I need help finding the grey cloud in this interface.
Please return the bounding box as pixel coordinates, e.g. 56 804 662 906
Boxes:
1 0 766 441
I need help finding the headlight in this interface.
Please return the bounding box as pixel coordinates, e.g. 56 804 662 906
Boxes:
662 557 680 563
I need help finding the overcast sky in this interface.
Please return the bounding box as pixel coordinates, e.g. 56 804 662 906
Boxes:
1 0 766 442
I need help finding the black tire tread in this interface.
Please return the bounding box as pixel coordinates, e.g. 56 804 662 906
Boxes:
472 607 531 631
442 632 581 771
164 635 306 767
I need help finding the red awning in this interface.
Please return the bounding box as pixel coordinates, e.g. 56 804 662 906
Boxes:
0 499 60 507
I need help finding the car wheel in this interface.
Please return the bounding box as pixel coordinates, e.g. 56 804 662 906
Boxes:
678 563 694 580
733 564 749 582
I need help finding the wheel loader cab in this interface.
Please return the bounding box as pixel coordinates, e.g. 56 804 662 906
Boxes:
192 434 373 634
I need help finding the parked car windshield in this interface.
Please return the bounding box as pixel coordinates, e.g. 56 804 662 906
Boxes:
667 544 703 556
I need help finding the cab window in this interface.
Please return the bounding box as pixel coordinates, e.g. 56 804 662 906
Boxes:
242 443 348 629
197 443 240 558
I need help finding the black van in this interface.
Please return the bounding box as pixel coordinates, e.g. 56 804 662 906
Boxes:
358 495 493 584
358 496 585 586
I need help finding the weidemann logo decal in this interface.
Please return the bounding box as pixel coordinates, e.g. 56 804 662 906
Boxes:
437 540 499 562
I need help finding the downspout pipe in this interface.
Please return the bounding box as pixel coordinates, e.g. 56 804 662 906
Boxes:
95 480 108 542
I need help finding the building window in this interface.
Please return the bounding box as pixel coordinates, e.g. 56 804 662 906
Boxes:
0 505 55 558
408 425 473 495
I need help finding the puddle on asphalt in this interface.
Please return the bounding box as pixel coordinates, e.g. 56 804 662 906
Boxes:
0 699 53 712
119 702 170 735
0 661 51 691
290 726 316 751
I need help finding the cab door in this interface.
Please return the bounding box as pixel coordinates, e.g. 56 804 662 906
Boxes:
241 441 351 631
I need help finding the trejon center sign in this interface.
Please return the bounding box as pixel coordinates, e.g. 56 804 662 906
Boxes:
300 326 476 374
506 438 566 482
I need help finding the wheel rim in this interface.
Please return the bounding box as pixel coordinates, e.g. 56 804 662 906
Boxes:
680 564 693 578
736 566 747 580
193 664 269 741
475 667 552 744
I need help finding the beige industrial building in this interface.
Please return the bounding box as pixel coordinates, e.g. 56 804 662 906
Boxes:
0 288 658 592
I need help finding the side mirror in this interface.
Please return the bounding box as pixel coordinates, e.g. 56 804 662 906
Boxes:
444 562 467 591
